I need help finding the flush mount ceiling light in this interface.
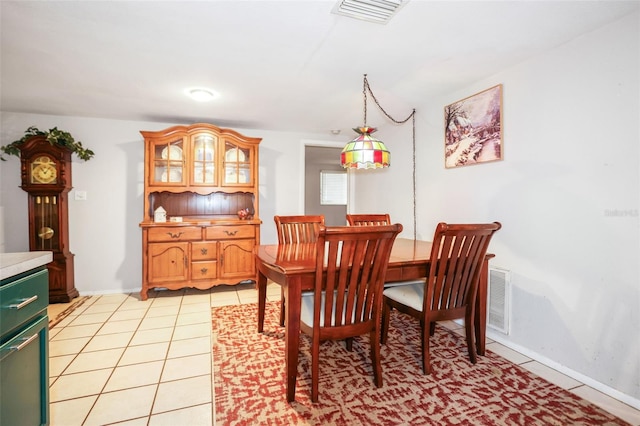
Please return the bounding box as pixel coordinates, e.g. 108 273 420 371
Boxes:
185 88 218 102
331 0 408 24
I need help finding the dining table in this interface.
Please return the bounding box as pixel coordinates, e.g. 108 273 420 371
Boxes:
255 237 495 402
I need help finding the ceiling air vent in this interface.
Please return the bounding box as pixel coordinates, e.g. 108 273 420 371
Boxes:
332 0 408 24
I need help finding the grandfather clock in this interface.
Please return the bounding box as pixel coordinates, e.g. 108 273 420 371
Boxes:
19 135 78 303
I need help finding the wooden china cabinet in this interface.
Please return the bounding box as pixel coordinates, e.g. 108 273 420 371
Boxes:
139 123 262 300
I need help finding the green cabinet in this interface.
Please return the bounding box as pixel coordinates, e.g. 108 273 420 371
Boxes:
1 267 49 426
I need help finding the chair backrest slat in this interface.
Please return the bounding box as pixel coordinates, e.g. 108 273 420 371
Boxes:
274 215 325 244
315 224 402 329
426 223 501 314
346 214 391 227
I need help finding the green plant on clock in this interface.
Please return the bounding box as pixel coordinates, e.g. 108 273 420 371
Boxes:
0 126 95 161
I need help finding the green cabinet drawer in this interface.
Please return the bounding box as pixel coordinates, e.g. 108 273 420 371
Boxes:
0 268 49 339
0 314 49 426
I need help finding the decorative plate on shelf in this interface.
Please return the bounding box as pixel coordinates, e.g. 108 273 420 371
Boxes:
225 171 238 183
194 166 215 183
161 145 183 160
225 148 246 162
161 169 182 182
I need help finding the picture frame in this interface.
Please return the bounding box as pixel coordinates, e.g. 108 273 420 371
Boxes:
444 84 503 168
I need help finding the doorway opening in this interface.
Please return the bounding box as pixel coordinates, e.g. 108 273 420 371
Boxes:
304 145 347 226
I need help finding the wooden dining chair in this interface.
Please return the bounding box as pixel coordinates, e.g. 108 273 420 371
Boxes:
347 213 425 289
346 213 424 351
299 223 402 402
346 213 391 227
273 215 325 326
275 215 325 244
381 222 501 374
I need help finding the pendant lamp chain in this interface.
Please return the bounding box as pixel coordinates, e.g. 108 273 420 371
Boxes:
361 74 418 241
363 75 368 126
363 74 415 126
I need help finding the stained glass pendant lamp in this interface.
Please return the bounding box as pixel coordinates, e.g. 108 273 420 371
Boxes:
341 75 391 169
341 126 390 169
339 73 418 240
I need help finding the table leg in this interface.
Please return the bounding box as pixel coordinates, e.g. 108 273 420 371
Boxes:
475 258 489 356
257 270 267 333
285 278 301 402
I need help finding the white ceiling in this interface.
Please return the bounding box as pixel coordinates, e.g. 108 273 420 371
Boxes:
1 1 637 136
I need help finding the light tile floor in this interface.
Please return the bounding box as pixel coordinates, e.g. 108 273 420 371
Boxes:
47 283 640 425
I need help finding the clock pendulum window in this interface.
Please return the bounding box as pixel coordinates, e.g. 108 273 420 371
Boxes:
18 136 78 303
33 195 58 251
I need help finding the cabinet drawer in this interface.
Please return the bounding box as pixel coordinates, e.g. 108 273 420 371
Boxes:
191 242 217 261
191 261 217 280
1 314 49 426
0 268 48 337
206 225 255 240
148 226 202 242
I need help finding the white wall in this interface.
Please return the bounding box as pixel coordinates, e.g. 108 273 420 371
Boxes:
355 11 640 404
0 114 335 294
1 8 637 407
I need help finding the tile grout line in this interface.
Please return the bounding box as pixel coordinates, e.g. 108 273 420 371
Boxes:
73 294 135 425
89 290 180 424
49 294 112 389
145 291 183 423
49 293 155 423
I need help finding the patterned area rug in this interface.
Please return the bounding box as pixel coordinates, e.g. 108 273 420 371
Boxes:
212 302 629 425
48 296 92 329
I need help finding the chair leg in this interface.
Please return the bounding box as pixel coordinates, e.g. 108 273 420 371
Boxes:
421 320 432 374
346 337 353 351
381 301 391 345
311 332 320 402
370 329 383 387
465 312 477 365
429 321 436 336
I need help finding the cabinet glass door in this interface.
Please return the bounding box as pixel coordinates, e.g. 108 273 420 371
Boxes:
192 134 217 185
223 141 251 185
152 138 184 184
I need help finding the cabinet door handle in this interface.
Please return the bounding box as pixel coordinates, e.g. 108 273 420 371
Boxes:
200 248 208 255
10 333 39 352
8 295 38 310
167 232 184 239
200 267 208 274
224 230 238 236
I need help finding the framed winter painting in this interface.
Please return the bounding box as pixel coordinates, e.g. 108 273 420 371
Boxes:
444 84 503 168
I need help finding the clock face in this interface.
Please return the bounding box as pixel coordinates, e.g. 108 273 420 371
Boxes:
31 156 58 184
